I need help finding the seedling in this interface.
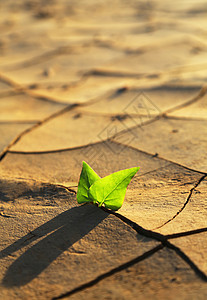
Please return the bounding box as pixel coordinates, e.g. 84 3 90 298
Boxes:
77 161 140 211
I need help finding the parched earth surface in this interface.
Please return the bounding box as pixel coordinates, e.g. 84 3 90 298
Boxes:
0 0 207 299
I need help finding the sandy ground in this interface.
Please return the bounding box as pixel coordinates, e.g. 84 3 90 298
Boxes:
0 0 207 299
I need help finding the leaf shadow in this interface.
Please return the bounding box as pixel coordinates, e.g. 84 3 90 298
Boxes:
1 204 108 287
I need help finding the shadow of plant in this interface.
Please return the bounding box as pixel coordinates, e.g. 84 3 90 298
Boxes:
1 204 108 287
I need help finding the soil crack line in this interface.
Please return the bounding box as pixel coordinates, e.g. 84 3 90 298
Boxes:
111 139 206 175
154 174 206 230
55 184 77 194
0 104 78 163
52 202 207 299
0 71 128 107
164 85 207 115
58 183 207 242
2 45 76 71
101 207 207 282
52 244 163 300
110 84 206 148
0 72 74 106
7 140 105 155
166 227 207 239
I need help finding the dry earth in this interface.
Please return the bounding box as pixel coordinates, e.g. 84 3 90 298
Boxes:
0 0 207 299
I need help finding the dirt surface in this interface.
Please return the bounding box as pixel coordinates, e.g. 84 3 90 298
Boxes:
0 1 207 299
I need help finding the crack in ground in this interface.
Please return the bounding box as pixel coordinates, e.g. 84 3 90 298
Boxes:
111 139 207 175
2 45 77 71
164 85 207 115
52 244 164 300
0 73 96 107
0 76 205 165
164 115 207 122
109 84 206 143
1 72 206 298
0 71 136 108
5 114 162 156
7 138 206 185
56 184 201 241
0 73 75 106
1 179 205 299
0 104 78 163
84 69 152 78
51 201 207 299
166 227 207 239
7 140 106 155
154 174 206 230
101 207 207 281
74 109 163 119
3 37 133 71
55 184 77 195
54 184 207 281
1 51 205 111
111 113 203 148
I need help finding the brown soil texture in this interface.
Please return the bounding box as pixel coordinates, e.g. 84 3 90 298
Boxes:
0 1 207 299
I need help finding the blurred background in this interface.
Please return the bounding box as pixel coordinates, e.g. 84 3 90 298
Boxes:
0 0 207 157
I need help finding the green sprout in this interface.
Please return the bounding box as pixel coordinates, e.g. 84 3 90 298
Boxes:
77 161 140 211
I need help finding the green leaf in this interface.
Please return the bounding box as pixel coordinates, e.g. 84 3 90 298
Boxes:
88 167 140 210
77 161 100 204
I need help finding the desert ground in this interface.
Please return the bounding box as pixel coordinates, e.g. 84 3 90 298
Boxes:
0 0 207 299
